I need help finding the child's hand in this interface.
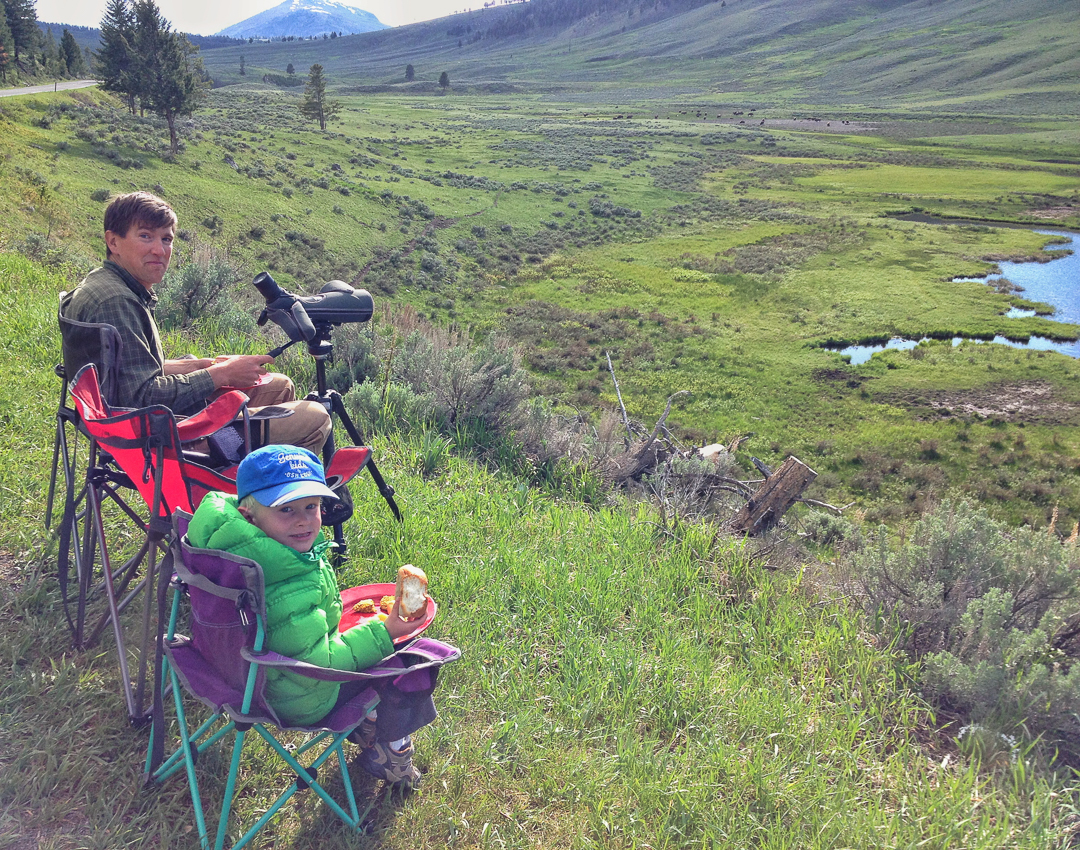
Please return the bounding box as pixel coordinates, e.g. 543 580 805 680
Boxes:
383 594 431 641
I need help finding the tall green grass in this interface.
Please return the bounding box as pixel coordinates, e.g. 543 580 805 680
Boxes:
2 253 1078 847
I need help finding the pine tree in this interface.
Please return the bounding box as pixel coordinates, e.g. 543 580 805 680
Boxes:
439 71 450 89
299 63 340 131
131 0 207 154
405 63 414 81
96 0 138 113
0 10 13 83
61 28 84 76
4 0 39 66
42 26 64 77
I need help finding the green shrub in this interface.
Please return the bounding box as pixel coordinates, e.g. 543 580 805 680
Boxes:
156 244 256 335
850 500 1080 763
343 379 435 436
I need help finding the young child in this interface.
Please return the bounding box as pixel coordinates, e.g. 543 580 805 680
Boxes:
187 444 431 788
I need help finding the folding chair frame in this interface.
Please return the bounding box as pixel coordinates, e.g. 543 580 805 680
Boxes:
59 363 245 723
146 512 460 850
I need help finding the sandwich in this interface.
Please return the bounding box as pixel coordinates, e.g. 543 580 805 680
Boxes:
395 564 428 620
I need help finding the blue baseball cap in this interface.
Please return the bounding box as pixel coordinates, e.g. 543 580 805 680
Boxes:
236 445 338 507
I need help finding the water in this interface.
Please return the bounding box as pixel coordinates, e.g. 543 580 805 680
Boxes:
839 229 1079 364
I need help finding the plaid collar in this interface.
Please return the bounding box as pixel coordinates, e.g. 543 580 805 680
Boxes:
105 260 159 309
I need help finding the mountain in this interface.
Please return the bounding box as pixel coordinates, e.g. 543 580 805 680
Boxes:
216 0 388 39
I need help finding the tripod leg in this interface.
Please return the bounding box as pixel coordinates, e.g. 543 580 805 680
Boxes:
327 392 402 522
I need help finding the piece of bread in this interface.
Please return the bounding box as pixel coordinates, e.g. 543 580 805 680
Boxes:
395 564 428 620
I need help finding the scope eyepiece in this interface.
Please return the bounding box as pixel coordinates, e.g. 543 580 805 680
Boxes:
253 271 285 303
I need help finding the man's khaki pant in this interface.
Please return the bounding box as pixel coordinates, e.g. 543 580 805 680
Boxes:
242 373 332 454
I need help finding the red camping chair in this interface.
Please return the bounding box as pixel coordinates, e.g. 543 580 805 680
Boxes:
60 364 378 723
59 363 248 721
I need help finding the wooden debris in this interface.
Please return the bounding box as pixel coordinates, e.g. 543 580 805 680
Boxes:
730 456 818 535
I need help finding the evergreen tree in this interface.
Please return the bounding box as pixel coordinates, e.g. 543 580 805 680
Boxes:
42 26 63 77
299 63 340 130
131 0 207 154
60 28 83 75
0 10 13 82
438 70 450 89
239 54 245 75
286 62 294 75
405 63 414 81
4 0 38 66
96 0 138 113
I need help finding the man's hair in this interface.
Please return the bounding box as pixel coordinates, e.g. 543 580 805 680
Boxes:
104 192 177 259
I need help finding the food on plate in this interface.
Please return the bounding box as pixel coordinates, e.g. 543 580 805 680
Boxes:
395 564 429 620
379 595 395 614
351 598 376 614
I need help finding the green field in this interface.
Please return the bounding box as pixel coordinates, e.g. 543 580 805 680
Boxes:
2 0 1080 844
5 78 1077 527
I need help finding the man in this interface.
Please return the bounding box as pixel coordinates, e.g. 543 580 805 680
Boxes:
64 191 331 453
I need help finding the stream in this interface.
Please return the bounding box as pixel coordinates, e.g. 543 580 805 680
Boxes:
838 229 1080 364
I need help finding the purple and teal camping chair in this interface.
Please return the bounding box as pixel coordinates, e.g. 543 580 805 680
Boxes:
145 510 460 850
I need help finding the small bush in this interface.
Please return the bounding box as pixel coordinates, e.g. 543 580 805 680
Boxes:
156 244 255 334
848 500 1080 764
90 188 111 202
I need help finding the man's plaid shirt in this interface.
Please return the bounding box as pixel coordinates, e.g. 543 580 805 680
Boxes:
63 261 214 415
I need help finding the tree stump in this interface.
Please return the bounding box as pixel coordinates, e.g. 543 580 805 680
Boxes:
730 456 817 534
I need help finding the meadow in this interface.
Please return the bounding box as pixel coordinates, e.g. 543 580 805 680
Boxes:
2 83 1079 530
1 251 1078 849
1 61 1080 845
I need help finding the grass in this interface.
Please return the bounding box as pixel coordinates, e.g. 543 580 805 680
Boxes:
1 20 1080 840
0 251 1078 847
3 83 1080 533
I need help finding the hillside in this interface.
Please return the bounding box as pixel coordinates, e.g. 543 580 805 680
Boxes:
198 0 1080 114
3 0 1080 844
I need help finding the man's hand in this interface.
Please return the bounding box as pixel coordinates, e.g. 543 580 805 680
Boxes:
206 354 275 390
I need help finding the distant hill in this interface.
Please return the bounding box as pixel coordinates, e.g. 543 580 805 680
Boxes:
216 0 388 40
196 0 1079 115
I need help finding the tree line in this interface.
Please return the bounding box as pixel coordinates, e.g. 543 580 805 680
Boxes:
1 0 88 83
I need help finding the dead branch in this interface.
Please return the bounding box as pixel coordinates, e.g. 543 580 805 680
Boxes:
605 350 633 442
796 497 853 515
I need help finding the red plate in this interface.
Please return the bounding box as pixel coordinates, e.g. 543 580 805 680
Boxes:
339 583 436 644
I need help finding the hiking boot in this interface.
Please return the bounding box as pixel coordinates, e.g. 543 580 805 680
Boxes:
346 716 376 748
358 737 421 789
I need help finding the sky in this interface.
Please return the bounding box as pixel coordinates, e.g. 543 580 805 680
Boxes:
34 0 469 35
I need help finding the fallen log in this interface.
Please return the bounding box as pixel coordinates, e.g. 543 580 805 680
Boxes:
729 455 817 534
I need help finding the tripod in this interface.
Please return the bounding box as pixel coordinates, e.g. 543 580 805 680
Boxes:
299 323 402 554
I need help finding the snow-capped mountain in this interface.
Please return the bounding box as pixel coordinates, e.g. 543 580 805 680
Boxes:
216 0 388 39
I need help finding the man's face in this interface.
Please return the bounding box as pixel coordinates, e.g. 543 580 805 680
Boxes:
241 497 323 552
105 222 174 289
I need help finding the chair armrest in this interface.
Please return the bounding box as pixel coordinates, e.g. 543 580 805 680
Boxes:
324 446 372 489
176 390 249 442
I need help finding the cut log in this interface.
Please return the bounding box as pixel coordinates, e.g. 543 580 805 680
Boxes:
730 456 817 534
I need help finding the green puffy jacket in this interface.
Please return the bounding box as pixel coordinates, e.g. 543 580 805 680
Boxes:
187 491 394 725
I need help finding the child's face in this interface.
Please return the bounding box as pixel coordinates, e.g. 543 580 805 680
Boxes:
241 497 322 552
